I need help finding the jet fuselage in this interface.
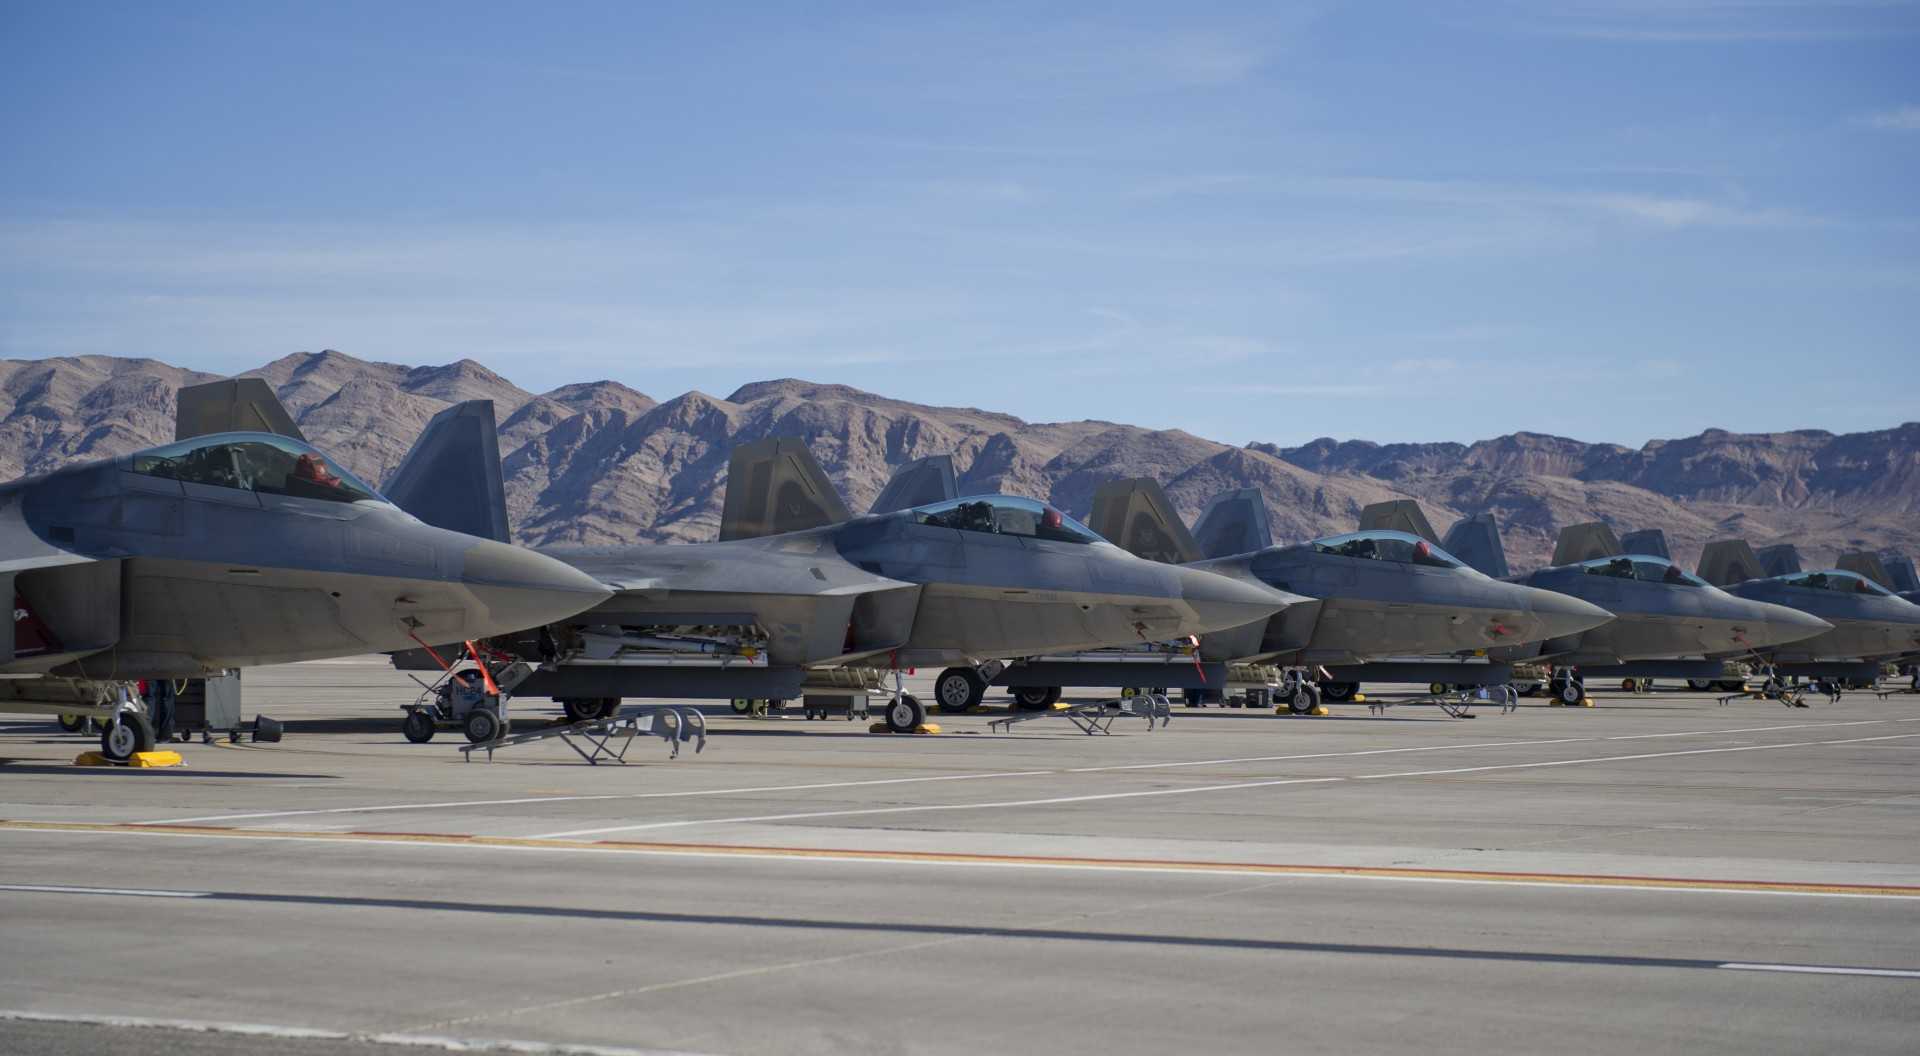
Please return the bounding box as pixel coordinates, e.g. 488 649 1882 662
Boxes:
4 431 610 680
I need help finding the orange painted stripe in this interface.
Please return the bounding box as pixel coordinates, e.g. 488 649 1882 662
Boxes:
4 818 1918 897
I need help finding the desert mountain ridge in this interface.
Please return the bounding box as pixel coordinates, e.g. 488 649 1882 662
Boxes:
3 350 1916 572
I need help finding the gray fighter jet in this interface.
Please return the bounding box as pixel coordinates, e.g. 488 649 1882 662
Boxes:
1694 539 1920 683
3 379 612 759
383 412 1299 732
1444 521 1831 702
1055 483 1614 711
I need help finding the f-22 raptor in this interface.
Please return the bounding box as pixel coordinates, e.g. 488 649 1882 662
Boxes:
5 380 611 759
382 407 1301 732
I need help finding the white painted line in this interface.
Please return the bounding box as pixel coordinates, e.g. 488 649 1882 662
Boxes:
139 770 1058 825
534 777 1349 837
536 732 1920 838
0 1010 707 1055
134 717 1920 828
1352 733 1920 781
1719 963 1920 979
0 882 210 899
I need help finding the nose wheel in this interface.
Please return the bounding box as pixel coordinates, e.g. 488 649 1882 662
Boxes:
99 711 156 762
885 693 927 733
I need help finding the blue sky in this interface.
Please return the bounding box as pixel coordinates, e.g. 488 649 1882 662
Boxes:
2 1 1915 447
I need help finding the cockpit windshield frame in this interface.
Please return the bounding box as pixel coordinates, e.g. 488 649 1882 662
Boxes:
1576 554 1710 587
129 431 385 506
1310 530 1467 570
908 494 1106 545
1781 569 1895 597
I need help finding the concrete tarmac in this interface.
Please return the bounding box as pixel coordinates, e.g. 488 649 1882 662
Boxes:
3 658 1918 1055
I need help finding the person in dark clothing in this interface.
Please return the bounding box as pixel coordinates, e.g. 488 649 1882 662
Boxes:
146 679 177 744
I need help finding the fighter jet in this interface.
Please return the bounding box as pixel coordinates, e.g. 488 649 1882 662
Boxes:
1057 484 1614 711
1694 539 1920 683
1440 521 1832 702
382 411 1300 732
3 379 612 759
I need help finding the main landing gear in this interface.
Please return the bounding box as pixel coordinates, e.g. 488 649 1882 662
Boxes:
933 667 988 714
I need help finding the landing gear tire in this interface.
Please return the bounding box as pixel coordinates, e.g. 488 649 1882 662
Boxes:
1283 685 1320 715
886 694 927 733
402 710 436 743
1557 680 1584 706
1012 686 1060 712
463 709 503 743
100 712 155 762
57 713 86 733
563 697 618 723
1319 681 1358 703
934 668 986 714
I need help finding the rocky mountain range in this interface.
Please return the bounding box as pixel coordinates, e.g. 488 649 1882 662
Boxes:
3 350 1916 572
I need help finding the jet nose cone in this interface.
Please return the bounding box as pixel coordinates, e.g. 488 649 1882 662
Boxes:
459 540 612 636
1178 566 1299 634
1527 588 1614 639
1748 602 1831 649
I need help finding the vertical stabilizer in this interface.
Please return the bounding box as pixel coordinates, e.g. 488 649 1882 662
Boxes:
176 378 305 441
1697 539 1764 587
869 455 958 514
1087 478 1201 564
1620 528 1671 560
1357 500 1439 545
1550 522 1623 566
383 400 510 543
1191 489 1273 560
1837 551 1893 590
1755 544 1803 577
1881 551 1920 594
719 438 851 541
1440 513 1511 579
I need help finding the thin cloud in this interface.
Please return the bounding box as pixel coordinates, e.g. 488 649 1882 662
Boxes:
1854 105 1920 131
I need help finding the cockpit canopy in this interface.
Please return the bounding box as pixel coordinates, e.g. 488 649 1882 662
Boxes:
130 432 383 505
1311 530 1465 570
1780 569 1894 597
910 495 1105 545
1577 555 1710 587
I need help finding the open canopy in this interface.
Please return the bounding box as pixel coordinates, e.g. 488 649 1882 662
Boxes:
129 431 385 506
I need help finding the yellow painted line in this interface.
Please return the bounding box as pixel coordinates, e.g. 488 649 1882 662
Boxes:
4 819 1918 898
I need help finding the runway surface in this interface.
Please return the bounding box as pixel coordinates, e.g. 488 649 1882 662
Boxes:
3 658 1918 1054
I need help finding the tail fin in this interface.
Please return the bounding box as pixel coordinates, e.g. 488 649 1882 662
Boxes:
1836 551 1893 590
1191 489 1273 560
1357 500 1439 545
1881 551 1920 594
176 378 305 441
719 438 850 541
1755 544 1803 577
869 455 957 514
1619 528 1671 560
1550 522 1623 566
383 400 510 543
1087 478 1200 564
1441 513 1510 579
1697 539 1764 587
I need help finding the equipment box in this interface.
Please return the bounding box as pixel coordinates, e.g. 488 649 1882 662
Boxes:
175 673 243 740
